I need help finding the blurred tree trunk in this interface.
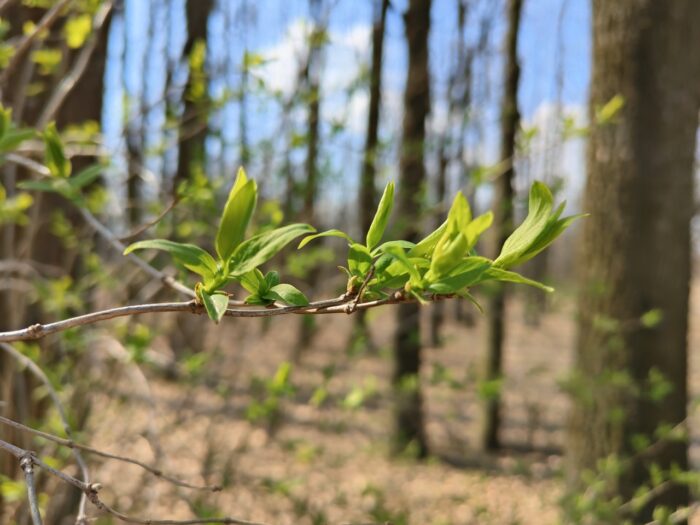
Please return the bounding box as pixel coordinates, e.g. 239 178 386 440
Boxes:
351 0 389 347
173 0 213 194
566 1 700 520
393 0 431 457
429 0 470 347
295 0 327 355
480 0 522 452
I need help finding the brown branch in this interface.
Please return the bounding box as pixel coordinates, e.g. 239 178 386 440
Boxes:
0 342 92 522
0 439 263 525
117 196 181 242
0 415 220 492
0 291 444 342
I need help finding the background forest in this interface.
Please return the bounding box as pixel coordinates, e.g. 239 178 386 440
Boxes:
0 0 699 524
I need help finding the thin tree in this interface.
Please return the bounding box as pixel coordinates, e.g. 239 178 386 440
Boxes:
393 0 432 457
566 1 700 519
352 0 390 346
481 0 523 452
173 0 213 194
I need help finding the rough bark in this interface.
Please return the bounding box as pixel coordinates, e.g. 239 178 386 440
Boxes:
393 0 431 457
566 1 700 520
480 0 522 452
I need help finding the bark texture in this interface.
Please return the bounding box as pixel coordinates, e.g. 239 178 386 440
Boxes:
481 0 522 452
567 1 700 519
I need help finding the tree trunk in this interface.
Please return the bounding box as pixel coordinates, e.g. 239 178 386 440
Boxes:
393 0 431 457
480 0 522 452
352 0 389 347
173 0 213 194
566 1 700 520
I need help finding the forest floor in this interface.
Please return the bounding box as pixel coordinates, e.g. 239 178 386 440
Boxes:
81 279 700 525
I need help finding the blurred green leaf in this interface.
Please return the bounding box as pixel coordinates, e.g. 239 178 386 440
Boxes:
43 123 71 178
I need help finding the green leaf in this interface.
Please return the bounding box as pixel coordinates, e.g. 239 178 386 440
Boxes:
0 128 35 153
264 271 280 288
43 123 71 178
371 239 416 257
365 181 394 250
64 14 92 49
481 267 554 292
124 239 219 282
494 182 553 268
384 245 422 285
200 289 229 323
216 167 258 262
348 243 372 276
465 211 493 248
230 223 316 276
266 283 309 306
70 164 103 189
409 221 447 258
427 257 492 294
298 229 353 249
239 268 266 295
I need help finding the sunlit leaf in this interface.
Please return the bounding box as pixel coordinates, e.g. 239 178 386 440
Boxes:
216 167 258 262
124 239 219 282
267 283 308 306
365 181 394 250
298 229 353 249
231 223 316 276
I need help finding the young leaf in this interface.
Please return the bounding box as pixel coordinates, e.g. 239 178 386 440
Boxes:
230 223 316 276
494 182 553 268
481 266 554 292
370 239 416 257
200 289 229 323
264 271 280 289
124 239 219 282
383 245 422 285
365 181 394 250
464 211 494 248
70 164 103 189
239 269 266 295
348 243 372 276
427 257 492 294
0 128 35 153
267 283 309 306
215 167 258 262
43 122 71 178
409 220 447 258
298 229 353 249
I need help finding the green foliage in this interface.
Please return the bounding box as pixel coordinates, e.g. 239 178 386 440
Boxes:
125 168 314 322
300 179 578 310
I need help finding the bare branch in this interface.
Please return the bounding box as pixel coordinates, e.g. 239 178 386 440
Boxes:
0 342 92 522
0 438 266 525
0 415 221 492
20 453 44 525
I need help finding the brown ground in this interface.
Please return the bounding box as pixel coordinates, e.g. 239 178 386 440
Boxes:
70 280 700 524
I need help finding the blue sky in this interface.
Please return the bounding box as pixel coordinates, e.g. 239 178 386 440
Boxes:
102 0 591 220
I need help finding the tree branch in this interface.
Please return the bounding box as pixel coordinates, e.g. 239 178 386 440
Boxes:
0 291 443 343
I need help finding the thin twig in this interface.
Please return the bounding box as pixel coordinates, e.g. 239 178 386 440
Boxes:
36 1 114 127
0 0 73 87
20 453 44 525
0 415 221 492
0 342 92 522
0 439 266 525
117 196 181 242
